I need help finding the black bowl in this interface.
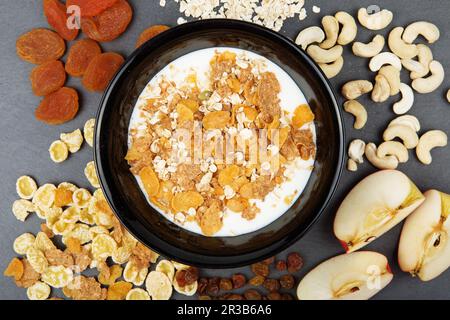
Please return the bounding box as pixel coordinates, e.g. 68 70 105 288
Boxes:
95 19 345 268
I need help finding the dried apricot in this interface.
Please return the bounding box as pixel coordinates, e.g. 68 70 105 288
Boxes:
30 60 66 96
66 0 119 17
16 28 65 65
107 281 132 300
82 52 124 91
292 104 315 129
139 166 160 197
81 0 133 42
135 25 170 48
65 39 101 77
35 87 79 125
4 258 24 281
43 0 79 41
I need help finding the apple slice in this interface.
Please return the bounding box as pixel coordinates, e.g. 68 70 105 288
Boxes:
398 190 450 281
297 251 393 300
334 170 424 252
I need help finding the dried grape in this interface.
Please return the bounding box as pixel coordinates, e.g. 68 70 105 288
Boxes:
65 39 101 77
82 52 124 91
16 28 65 64
35 87 79 125
43 0 79 41
30 60 66 96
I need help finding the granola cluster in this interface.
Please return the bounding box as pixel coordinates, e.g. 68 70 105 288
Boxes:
126 51 316 236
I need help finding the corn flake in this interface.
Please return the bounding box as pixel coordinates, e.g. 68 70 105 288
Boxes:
3 257 24 281
126 288 150 300
139 166 160 197
155 260 175 283
26 281 51 300
172 261 191 271
26 246 48 273
84 118 95 147
12 199 35 222
63 223 91 245
49 140 69 163
123 260 148 286
33 183 56 208
41 265 73 288
106 281 133 300
16 176 38 200
15 259 40 288
145 271 172 300
13 233 36 255
34 231 57 252
84 161 100 188
60 129 83 153
171 191 204 213
44 207 63 227
98 264 123 286
72 188 92 208
52 220 75 236
112 245 132 265
92 234 117 260
61 206 81 223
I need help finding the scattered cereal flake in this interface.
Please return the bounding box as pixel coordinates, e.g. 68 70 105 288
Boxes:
130 242 159 269
65 276 105 300
16 176 38 200
299 7 307 20
60 129 83 153
12 199 35 222
98 264 123 286
173 277 198 296
83 118 95 147
155 260 175 283
63 223 91 245
58 181 78 192
106 281 133 300
35 232 57 252
312 5 320 13
49 140 69 163
26 281 51 300
177 17 187 24
13 233 36 255
145 271 173 300
172 260 191 271
33 183 56 208
52 220 75 236
126 288 150 300
123 260 148 286
44 248 74 268
112 245 132 265
72 188 92 208
15 259 40 288
44 207 63 228
3 257 24 281
84 161 100 188
61 206 80 223
40 223 54 238
41 265 73 288
92 234 117 260
26 246 48 273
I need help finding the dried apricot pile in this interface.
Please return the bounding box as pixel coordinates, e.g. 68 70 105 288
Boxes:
65 39 102 77
82 52 124 91
135 25 170 48
35 87 79 125
43 0 79 41
30 60 66 96
16 28 65 65
66 0 119 17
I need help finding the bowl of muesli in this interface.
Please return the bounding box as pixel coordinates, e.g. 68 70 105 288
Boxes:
95 19 344 267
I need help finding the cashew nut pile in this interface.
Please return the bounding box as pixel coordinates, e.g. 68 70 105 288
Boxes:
294 7 448 171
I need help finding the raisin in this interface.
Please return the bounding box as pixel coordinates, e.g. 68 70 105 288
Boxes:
262 256 275 265
135 25 170 48
65 39 101 77
287 252 304 273
251 262 269 277
248 275 265 286
43 0 79 41
281 293 294 300
206 277 220 296
82 52 124 92
30 60 66 96
275 260 287 272
197 278 208 295
244 289 262 300
219 278 233 291
198 295 212 300
16 28 65 65
35 87 79 125
227 294 244 300
184 267 199 285
175 270 187 287
279 274 295 290
66 0 119 17
266 291 282 300
81 0 132 42
263 278 280 292
231 274 246 289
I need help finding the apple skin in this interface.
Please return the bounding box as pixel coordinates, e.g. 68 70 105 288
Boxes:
296 251 393 300
334 170 424 253
398 190 450 281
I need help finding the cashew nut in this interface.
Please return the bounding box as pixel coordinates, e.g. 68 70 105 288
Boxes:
357 8 393 30
307 45 343 64
342 80 373 100
347 158 358 172
319 56 344 79
352 35 385 58
378 65 401 95
369 52 402 72
401 59 428 80
372 74 390 103
320 16 339 49
447 89 450 103
365 143 399 170
411 60 445 94
377 141 409 163
403 21 440 44
348 139 366 163
383 124 419 149
335 11 357 45
295 26 325 50
393 83 414 115
416 130 448 165
389 115 421 132
343 100 367 129
388 27 418 59
411 44 433 79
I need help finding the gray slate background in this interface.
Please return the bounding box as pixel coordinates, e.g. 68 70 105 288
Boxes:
0 0 449 300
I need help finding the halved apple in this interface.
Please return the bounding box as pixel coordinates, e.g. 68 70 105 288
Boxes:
398 190 450 281
297 251 393 300
334 170 425 252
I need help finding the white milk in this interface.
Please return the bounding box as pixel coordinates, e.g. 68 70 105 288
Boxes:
128 47 315 237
